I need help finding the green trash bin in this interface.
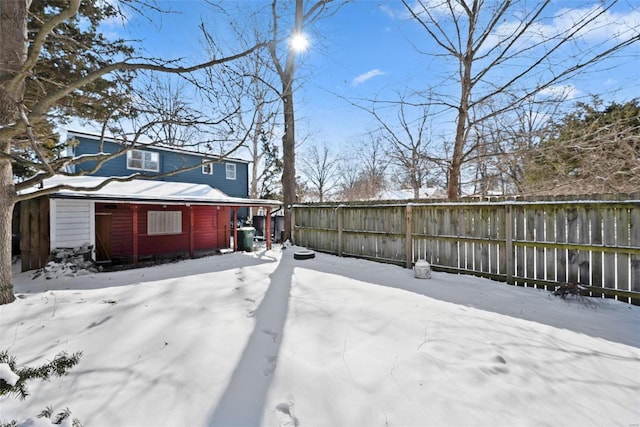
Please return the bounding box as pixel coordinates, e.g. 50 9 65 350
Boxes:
237 227 255 252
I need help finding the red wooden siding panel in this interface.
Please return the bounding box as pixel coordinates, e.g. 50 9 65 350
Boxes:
96 203 232 259
193 206 219 251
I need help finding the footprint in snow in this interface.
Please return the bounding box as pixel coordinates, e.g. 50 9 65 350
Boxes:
262 328 279 342
480 354 509 375
263 355 277 376
275 402 299 427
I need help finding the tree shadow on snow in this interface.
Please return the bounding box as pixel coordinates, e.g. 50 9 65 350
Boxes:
12 250 277 293
206 248 295 426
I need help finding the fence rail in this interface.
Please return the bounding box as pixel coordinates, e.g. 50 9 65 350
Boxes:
292 195 640 304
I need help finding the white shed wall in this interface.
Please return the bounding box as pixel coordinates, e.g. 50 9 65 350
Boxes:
50 199 95 251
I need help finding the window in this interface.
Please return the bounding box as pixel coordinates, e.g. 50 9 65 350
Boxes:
202 163 213 175
225 163 236 180
147 211 182 235
127 149 159 172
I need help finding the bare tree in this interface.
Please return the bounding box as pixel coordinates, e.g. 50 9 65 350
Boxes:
355 93 444 198
470 91 567 194
195 24 283 204
268 0 339 241
299 143 340 202
136 76 202 147
403 0 640 199
337 134 390 200
0 1 267 304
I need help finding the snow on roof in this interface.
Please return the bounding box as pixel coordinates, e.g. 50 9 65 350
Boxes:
375 188 447 200
28 175 281 207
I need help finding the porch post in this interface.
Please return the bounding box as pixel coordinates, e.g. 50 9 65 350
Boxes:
188 205 194 259
233 208 238 251
132 204 139 267
266 208 272 250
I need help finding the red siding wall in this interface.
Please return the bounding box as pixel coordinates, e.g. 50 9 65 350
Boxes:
193 206 220 251
96 202 231 260
137 205 189 256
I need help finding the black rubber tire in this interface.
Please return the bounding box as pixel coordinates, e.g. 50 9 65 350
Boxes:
294 250 316 260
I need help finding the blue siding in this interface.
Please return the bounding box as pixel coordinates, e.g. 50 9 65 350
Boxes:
69 134 249 198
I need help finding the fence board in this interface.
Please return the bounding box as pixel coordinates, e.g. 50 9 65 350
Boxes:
566 208 579 284
555 208 567 283
590 207 603 288
617 207 630 297
545 206 556 282
525 207 536 286
631 206 640 297
535 207 545 283
602 206 616 289
515 206 526 286
578 206 591 286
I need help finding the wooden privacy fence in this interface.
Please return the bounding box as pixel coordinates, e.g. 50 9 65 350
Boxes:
291 195 640 304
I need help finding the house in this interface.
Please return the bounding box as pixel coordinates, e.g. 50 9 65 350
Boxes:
65 129 249 201
17 130 281 271
19 176 280 271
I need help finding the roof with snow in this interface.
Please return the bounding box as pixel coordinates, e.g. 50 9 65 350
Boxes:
24 175 281 208
374 188 447 200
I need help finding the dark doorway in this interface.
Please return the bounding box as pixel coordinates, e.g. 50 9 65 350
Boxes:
95 213 112 262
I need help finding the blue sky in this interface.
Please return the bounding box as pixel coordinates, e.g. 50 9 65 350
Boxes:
110 1 640 151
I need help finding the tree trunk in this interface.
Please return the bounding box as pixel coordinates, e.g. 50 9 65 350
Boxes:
0 0 28 304
281 87 296 242
448 105 467 200
447 156 462 200
0 197 16 305
278 0 304 243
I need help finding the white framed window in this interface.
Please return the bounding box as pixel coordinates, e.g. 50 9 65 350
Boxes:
127 149 159 172
202 163 213 175
225 163 236 180
147 211 182 235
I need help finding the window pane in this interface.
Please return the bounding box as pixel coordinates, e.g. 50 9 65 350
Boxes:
148 211 182 235
225 163 236 180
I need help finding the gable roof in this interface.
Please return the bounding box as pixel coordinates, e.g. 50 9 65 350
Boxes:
26 175 281 208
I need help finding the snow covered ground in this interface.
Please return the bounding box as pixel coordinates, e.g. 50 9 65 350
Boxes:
1 245 639 426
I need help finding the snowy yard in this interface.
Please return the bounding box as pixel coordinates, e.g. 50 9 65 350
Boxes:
1 245 639 426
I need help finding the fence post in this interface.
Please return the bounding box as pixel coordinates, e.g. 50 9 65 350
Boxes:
290 207 296 245
337 205 344 257
505 202 514 284
406 203 413 268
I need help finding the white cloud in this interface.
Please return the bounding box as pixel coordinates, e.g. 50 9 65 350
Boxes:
352 69 386 86
552 5 640 43
538 84 580 100
484 4 640 50
378 3 406 20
